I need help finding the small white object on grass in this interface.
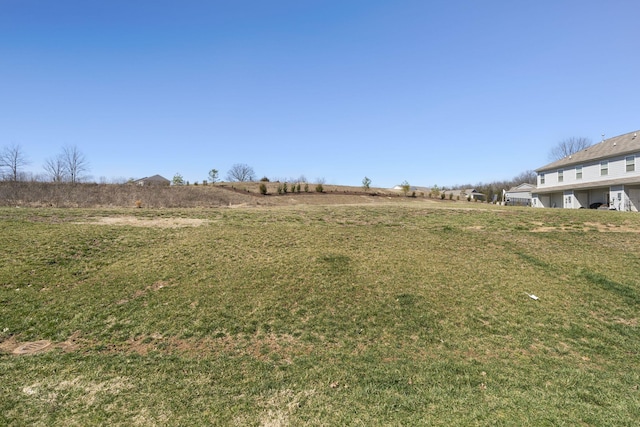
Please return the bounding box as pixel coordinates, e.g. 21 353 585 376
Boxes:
526 293 539 300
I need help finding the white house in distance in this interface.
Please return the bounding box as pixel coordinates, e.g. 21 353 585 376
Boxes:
504 183 534 206
532 129 640 210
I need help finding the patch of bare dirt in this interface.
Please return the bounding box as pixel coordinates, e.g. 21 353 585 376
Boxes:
22 375 133 407
531 226 569 232
76 332 316 362
83 216 208 228
2 332 81 355
12 340 52 355
531 222 640 233
583 222 640 233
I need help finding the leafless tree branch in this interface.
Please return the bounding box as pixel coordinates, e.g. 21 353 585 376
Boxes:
226 163 256 182
548 137 592 161
0 144 30 181
61 145 90 183
43 155 66 182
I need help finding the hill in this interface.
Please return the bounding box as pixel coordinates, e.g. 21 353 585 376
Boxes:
0 181 438 208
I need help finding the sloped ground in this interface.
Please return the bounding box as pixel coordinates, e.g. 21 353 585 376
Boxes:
0 182 259 208
0 181 434 208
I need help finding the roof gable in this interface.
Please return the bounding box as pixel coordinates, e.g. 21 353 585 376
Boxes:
508 183 535 192
133 174 170 184
146 174 170 182
536 130 640 172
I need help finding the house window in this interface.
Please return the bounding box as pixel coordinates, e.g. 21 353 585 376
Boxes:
576 165 582 179
601 161 608 176
558 170 563 182
626 156 635 172
539 173 545 185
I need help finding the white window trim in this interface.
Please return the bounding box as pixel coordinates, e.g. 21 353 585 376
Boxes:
626 156 635 172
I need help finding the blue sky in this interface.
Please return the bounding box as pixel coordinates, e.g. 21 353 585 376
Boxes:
2 0 639 188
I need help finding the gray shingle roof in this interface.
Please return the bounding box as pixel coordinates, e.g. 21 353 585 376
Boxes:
507 183 535 192
133 174 170 184
536 130 640 172
145 174 170 182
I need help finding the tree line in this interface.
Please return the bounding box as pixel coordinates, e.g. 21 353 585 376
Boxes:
440 137 593 202
0 144 90 183
2 137 592 192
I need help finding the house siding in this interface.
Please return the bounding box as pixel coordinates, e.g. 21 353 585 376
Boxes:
536 152 640 190
504 183 534 206
532 131 640 211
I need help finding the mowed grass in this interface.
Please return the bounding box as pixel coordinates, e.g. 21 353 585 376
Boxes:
1 204 639 426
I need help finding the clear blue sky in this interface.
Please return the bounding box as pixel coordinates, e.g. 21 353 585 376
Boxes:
2 0 639 188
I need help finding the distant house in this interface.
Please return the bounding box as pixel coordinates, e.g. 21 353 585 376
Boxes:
504 183 534 206
393 184 418 191
462 189 485 201
441 189 485 201
533 129 640 210
133 175 171 186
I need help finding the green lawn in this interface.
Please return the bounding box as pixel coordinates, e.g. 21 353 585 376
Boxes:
1 204 639 425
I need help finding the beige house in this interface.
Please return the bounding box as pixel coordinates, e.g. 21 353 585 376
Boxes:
533 130 640 210
441 189 485 201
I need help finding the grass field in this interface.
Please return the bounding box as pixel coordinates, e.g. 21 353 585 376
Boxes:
1 203 639 425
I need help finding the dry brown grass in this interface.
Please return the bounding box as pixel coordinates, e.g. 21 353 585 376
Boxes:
0 181 449 208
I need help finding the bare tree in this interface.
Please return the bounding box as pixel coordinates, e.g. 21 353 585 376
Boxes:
43 155 66 182
0 144 30 181
512 170 537 185
226 163 256 182
61 145 90 183
548 137 592 161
